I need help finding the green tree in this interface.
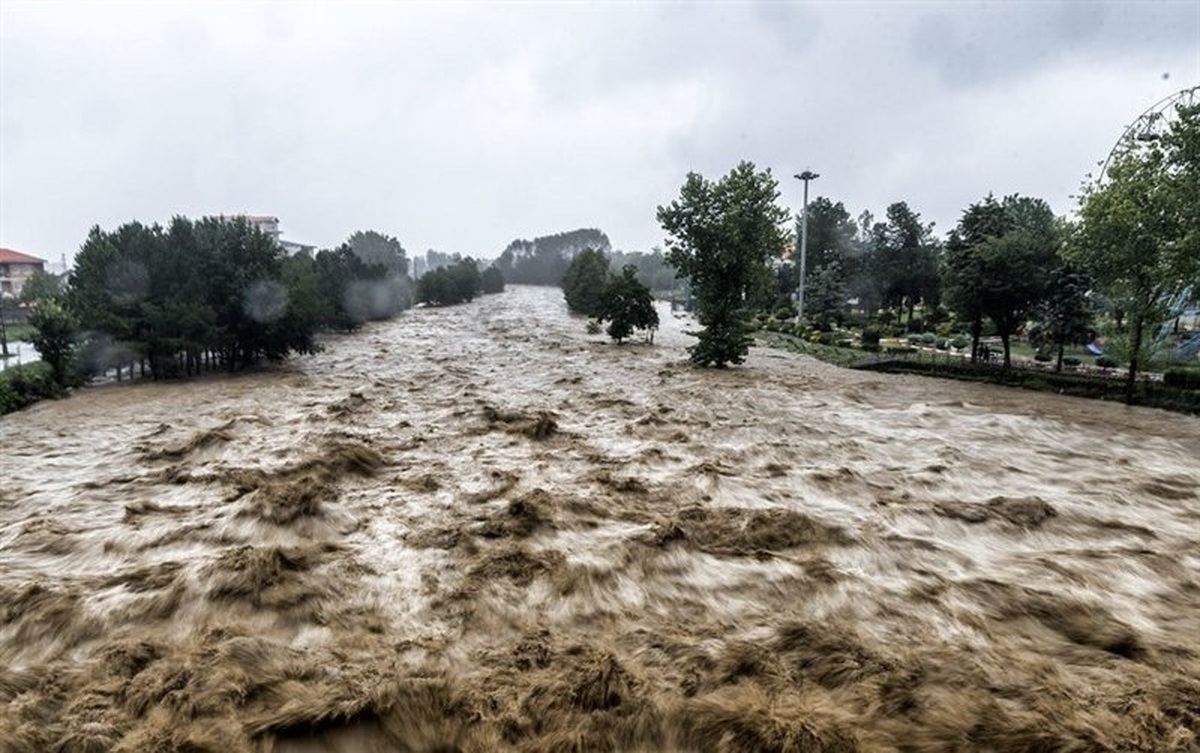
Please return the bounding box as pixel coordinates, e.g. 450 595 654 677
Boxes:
28 298 78 386
481 266 506 294
561 247 610 317
872 202 941 330
1033 261 1093 373
804 261 848 331
658 161 790 367
943 195 1059 366
19 270 65 306
1070 102 1200 399
598 265 659 343
944 197 1008 361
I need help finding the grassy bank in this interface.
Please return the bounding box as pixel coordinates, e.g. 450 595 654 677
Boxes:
756 329 1200 415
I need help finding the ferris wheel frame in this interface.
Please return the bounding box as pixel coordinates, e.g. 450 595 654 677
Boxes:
1098 85 1200 180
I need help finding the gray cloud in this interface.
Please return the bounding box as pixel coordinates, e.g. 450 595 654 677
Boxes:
2 1 1197 267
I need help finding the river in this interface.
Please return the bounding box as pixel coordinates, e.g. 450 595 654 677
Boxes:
2 285 1198 752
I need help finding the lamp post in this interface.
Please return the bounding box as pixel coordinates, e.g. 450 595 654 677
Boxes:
794 170 819 320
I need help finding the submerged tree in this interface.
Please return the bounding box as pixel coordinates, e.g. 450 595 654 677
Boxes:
598 265 659 343
561 247 610 317
658 161 790 367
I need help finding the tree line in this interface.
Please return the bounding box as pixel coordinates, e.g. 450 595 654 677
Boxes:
655 101 1200 397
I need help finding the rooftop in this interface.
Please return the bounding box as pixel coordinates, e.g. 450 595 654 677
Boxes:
0 248 47 265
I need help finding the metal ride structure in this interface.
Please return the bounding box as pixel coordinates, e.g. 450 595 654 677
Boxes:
1098 86 1200 362
1098 85 1199 180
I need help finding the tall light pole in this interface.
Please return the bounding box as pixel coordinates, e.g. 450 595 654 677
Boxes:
794 170 819 320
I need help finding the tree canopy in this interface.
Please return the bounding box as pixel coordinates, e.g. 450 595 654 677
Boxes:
1069 102 1200 397
658 161 790 367
561 248 610 317
598 265 659 343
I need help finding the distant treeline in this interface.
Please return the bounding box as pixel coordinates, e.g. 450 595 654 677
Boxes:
492 227 679 293
416 257 505 306
66 219 414 380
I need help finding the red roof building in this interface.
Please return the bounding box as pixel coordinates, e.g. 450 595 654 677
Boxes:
0 248 48 298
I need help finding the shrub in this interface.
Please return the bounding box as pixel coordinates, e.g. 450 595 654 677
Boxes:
1062 356 1081 367
906 334 923 344
950 336 969 350
920 332 936 345
1163 367 1200 390
860 328 882 347
585 320 601 335
0 362 61 415
1034 352 1053 363
1095 356 1119 369
935 338 950 351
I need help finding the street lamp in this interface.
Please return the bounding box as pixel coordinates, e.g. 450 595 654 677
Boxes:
794 170 819 320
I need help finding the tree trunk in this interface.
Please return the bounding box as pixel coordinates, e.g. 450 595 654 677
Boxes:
1125 315 1144 404
969 314 982 364
1000 331 1011 368
1055 338 1065 373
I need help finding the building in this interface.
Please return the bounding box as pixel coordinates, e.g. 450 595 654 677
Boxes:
0 248 47 298
221 214 317 256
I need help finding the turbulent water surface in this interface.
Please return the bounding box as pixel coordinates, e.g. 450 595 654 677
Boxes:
2 285 1199 752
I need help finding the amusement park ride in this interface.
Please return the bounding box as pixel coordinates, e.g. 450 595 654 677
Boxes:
1098 85 1200 363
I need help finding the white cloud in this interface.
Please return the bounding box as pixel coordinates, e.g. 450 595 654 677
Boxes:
2 0 1197 264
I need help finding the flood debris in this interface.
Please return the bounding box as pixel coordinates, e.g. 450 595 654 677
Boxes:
481 404 559 439
935 495 1057 527
645 506 848 556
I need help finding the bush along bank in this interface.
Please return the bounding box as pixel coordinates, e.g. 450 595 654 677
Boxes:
852 355 1200 415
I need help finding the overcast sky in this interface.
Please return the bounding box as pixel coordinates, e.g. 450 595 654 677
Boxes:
2 1 1198 267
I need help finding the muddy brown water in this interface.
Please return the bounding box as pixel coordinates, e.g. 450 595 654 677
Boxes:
2 285 1199 752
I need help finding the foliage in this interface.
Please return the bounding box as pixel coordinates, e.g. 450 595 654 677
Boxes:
19 269 65 305
0 361 60 414
1033 261 1094 372
1069 102 1200 400
803 260 847 330
561 248 610 317
68 216 330 379
1163 366 1200 389
27 298 78 386
346 230 409 276
417 258 482 306
481 266 506 294
598 265 659 343
495 228 611 285
863 202 941 329
658 161 790 367
607 248 679 292
944 194 1061 366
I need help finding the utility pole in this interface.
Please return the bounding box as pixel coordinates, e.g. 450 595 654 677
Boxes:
794 170 819 320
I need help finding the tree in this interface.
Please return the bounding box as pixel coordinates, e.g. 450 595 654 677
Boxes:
496 228 611 285
28 298 78 386
346 230 409 276
598 265 659 343
658 161 790 367
481 266 506 294
944 197 1008 361
19 270 65 306
561 247 610 317
416 258 482 306
1069 102 1200 400
804 261 848 331
872 202 941 330
943 195 1059 366
1032 261 1093 373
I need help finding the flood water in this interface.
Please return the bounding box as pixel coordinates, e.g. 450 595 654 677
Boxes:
2 285 1198 752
